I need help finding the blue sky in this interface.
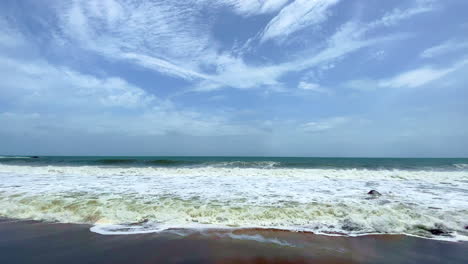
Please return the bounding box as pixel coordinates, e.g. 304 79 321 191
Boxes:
1 0 468 157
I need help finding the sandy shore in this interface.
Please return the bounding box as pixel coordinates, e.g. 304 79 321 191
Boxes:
0 219 467 264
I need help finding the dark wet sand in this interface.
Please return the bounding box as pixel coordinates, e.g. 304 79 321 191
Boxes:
0 219 467 264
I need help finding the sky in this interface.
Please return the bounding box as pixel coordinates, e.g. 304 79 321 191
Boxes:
1 0 468 157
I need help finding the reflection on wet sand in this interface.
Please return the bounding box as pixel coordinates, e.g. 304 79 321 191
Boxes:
0 219 467 264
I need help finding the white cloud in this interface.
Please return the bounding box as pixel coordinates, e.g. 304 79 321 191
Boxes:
57 0 216 80
260 0 340 42
221 0 290 15
288 21 405 75
194 54 285 91
300 116 351 133
120 52 210 80
376 1 434 27
0 57 155 109
380 68 453 88
298 81 332 94
50 0 427 93
89 0 124 25
3 0 428 97
0 18 259 137
0 54 261 137
195 19 404 92
345 59 468 90
258 0 291 13
380 59 468 88
421 40 468 58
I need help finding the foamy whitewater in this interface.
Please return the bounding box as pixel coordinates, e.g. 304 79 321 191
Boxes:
0 157 467 241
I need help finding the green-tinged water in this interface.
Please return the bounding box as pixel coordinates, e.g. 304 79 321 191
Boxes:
1 156 467 170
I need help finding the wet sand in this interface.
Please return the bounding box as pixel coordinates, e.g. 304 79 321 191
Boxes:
0 219 467 264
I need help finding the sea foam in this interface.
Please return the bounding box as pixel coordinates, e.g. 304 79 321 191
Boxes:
0 164 467 241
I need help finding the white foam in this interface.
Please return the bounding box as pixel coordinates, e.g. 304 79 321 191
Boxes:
90 224 167 235
223 233 296 247
0 164 467 241
454 163 468 169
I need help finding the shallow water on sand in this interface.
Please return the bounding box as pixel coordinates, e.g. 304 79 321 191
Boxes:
1 219 468 264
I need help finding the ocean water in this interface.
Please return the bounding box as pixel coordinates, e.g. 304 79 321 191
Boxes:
0 156 467 241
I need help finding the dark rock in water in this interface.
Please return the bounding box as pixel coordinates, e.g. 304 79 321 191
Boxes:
419 223 451 236
30 156 39 159
129 218 149 226
464 225 468 230
367 190 381 196
341 219 362 232
428 229 445 235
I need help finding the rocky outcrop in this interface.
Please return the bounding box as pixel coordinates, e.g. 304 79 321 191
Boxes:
367 190 381 196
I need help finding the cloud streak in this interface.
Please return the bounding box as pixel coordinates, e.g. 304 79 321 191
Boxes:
260 0 340 42
3 0 467 156
380 59 468 88
58 0 215 80
421 40 468 58
300 117 351 133
346 58 468 90
0 54 258 137
298 81 332 95
49 0 436 93
221 0 290 15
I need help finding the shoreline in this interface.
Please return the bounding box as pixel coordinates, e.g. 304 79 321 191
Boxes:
1 219 467 264
90 222 468 243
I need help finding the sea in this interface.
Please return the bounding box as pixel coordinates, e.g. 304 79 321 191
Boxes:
0 156 467 241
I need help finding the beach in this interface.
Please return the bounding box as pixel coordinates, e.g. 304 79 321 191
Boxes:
1 157 468 240
1 156 467 263
3 0 468 262
1 218 467 264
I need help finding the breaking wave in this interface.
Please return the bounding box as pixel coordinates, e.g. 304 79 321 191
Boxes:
454 163 468 169
1 156 468 170
0 162 467 241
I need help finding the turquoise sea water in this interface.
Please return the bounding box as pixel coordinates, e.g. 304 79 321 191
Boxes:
1 156 467 170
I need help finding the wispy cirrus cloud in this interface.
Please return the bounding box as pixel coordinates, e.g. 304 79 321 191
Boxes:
121 53 210 80
260 0 340 43
215 0 434 91
50 0 436 94
346 58 468 90
195 19 409 92
0 54 259 137
0 18 256 138
58 0 216 79
2 0 468 157
421 39 468 58
380 59 468 89
0 56 154 109
298 81 332 95
300 116 351 133
220 0 290 15
375 0 434 27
